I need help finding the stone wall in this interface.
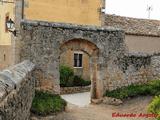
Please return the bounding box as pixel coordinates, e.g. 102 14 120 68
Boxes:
18 20 126 98
151 55 160 79
105 53 160 91
60 86 91 94
0 60 35 120
18 20 160 99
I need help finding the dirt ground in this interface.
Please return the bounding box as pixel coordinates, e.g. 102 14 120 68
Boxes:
31 96 156 120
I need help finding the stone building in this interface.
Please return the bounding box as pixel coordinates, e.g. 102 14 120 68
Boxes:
23 0 105 81
19 20 160 98
59 14 160 80
1 1 160 98
19 20 127 98
104 14 160 53
24 0 105 26
0 0 14 69
0 0 105 81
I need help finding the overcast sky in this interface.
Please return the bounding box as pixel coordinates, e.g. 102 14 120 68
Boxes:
105 0 160 20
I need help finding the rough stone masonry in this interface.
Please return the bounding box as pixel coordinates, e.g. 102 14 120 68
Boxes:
17 20 160 99
0 60 35 120
18 20 126 99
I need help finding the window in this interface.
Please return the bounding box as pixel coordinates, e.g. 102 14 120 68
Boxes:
74 52 83 68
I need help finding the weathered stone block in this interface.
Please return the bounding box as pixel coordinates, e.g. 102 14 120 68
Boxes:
103 97 123 106
0 60 35 120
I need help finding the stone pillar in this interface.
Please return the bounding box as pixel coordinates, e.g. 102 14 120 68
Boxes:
90 56 104 99
46 60 60 94
90 60 97 99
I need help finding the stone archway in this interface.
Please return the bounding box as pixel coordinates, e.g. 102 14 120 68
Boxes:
60 39 102 99
19 20 127 101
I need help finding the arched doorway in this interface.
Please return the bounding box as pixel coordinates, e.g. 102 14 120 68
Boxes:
60 38 102 99
20 20 127 103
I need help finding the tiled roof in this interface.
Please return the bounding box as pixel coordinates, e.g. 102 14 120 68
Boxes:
104 14 160 37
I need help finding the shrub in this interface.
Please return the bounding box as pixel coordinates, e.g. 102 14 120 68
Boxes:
60 65 74 87
83 80 91 86
31 90 67 116
73 75 91 86
148 96 160 120
60 65 91 87
149 80 160 96
106 80 160 100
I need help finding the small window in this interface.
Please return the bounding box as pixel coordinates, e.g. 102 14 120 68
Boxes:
74 52 83 68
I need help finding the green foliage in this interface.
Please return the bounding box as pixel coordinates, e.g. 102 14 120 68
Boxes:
149 80 160 96
73 75 91 87
31 90 67 116
60 65 91 87
148 96 160 120
106 80 160 100
60 65 74 87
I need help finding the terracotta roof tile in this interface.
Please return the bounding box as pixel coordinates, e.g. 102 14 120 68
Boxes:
104 14 160 37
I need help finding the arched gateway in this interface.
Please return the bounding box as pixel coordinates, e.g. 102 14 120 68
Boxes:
18 20 126 99
60 39 101 98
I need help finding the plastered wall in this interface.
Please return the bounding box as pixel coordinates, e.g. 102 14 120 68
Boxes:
24 0 102 26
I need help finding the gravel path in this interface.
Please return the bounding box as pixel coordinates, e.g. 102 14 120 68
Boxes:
61 92 91 107
31 96 154 120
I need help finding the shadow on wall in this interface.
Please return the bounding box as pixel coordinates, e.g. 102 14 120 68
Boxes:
0 45 12 70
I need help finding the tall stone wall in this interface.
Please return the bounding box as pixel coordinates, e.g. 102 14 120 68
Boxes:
18 20 160 98
18 20 126 98
105 53 160 91
0 60 35 120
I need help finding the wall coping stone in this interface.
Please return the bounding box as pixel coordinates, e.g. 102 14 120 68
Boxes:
125 52 160 57
21 20 124 32
0 60 35 102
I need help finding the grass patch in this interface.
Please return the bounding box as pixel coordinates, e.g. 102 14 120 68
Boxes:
106 80 160 100
31 90 67 116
